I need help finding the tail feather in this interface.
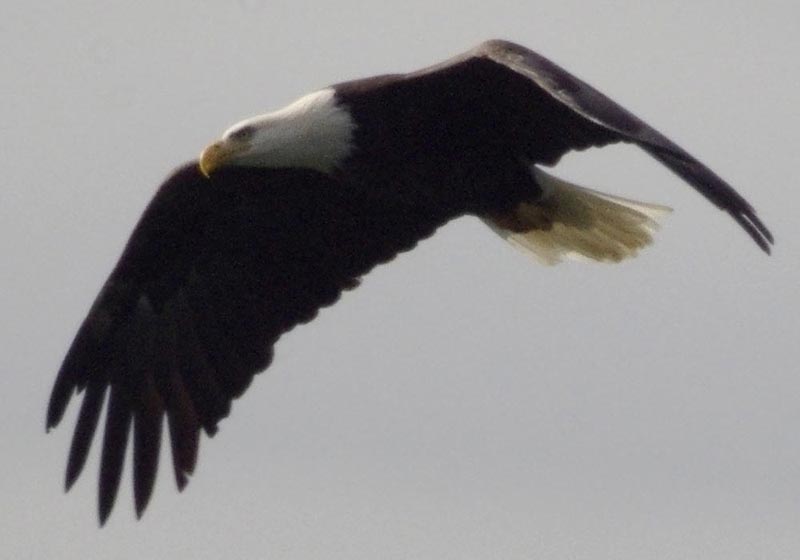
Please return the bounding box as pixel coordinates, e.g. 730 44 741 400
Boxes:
484 167 671 265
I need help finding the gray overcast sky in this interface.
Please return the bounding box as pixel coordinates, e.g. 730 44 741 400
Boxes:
2 1 799 558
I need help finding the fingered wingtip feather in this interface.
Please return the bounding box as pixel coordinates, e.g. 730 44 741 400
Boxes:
133 411 163 521
46 382 72 432
65 474 77 493
134 496 149 520
98 505 111 527
745 206 774 245
98 385 132 528
732 210 773 255
175 472 189 492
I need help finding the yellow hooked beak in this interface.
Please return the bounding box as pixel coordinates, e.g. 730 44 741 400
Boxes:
198 141 245 178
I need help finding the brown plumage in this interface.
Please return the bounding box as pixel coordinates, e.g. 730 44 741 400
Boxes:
47 40 772 524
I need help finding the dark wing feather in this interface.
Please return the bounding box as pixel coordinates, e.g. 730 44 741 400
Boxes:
474 39 773 252
47 162 454 524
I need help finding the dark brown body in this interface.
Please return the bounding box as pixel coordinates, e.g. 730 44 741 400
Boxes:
46 40 772 525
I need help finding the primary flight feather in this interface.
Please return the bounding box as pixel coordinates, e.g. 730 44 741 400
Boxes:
47 40 772 524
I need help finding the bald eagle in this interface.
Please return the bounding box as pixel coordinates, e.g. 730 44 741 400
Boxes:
46 40 772 524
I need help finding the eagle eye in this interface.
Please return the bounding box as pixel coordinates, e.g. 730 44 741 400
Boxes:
229 125 255 142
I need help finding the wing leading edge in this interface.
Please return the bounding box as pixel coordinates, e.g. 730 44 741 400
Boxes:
477 39 773 252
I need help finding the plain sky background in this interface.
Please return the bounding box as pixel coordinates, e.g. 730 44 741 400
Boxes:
2 1 799 558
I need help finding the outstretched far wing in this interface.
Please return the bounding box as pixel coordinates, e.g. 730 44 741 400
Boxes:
472 40 773 252
46 162 454 524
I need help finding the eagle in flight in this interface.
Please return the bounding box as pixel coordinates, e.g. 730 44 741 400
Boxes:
46 40 772 524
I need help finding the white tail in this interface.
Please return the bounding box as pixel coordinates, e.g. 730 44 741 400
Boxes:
484 167 672 265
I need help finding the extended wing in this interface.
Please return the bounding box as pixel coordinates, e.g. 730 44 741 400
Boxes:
472 40 773 252
46 163 453 524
